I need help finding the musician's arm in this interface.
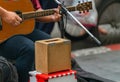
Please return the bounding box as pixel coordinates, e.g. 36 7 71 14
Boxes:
31 0 61 22
0 6 9 17
0 6 22 26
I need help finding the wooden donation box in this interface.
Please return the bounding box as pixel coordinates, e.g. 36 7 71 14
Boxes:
35 38 71 74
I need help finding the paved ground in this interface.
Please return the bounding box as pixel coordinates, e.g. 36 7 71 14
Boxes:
72 46 120 82
51 23 120 82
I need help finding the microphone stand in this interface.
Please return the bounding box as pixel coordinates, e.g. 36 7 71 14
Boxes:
55 0 101 45
58 14 65 38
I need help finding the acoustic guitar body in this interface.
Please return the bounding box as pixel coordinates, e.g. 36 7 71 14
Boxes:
0 0 35 43
0 0 92 43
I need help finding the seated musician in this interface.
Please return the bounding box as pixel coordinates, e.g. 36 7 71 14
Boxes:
0 0 61 82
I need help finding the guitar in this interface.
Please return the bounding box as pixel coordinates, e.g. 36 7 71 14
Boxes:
0 0 92 43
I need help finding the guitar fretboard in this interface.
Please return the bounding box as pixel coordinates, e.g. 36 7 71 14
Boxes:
21 1 92 20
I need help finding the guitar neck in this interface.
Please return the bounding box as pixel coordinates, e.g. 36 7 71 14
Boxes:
22 7 77 20
21 1 92 20
22 9 54 20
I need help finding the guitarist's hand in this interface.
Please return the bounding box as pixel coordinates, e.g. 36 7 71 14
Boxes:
1 9 22 26
51 8 61 22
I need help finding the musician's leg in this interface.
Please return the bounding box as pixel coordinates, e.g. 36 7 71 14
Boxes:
0 29 52 82
0 36 35 82
25 28 51 41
